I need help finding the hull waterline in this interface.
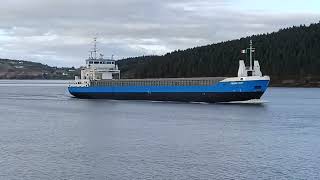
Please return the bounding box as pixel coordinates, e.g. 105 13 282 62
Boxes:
69 91 264 103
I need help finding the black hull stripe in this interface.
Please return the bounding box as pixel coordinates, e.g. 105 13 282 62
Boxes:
69 92 264 103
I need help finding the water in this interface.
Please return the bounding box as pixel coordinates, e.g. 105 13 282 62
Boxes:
0 80 320 180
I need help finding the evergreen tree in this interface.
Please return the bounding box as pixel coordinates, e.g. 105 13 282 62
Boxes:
117 22 320 85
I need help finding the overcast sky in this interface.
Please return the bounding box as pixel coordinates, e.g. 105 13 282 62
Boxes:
0 0 319 67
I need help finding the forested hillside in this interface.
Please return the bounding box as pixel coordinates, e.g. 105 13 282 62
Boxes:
118 22 320 86
0 59 78 79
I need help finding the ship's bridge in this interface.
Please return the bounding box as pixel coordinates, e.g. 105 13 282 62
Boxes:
81 57 120 80
71 38 121 86
85 58 116 69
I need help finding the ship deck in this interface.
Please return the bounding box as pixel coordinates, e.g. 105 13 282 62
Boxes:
90 77 227 87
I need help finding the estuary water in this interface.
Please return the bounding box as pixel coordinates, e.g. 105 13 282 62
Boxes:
0 80 320 180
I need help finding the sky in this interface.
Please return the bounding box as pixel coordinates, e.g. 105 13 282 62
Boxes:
0 0 319 67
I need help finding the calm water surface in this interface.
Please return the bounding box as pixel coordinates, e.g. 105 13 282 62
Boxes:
0 80 320 180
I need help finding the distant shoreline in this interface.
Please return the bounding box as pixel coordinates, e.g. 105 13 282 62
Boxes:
270 85 320 88
271 80 320 88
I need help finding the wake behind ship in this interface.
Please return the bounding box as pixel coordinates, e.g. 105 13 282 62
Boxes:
68 40 270 103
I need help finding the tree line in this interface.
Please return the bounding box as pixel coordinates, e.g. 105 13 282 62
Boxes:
117 22 320 85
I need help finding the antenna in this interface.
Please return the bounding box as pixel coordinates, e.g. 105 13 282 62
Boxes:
93 37 98 59
248 40 255 70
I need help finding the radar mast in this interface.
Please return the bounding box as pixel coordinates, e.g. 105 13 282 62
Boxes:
93 37 98 59
248 40 255 70
89 37 98 59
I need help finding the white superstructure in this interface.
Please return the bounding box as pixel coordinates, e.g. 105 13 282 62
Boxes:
237 40 263 77
72 38 120 87
220 40 270 83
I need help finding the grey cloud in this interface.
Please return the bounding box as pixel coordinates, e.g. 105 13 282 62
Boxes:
0 0 319 66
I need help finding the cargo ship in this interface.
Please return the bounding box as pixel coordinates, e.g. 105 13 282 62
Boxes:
68 39 270 103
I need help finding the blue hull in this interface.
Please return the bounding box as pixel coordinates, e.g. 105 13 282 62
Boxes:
68 80 269 103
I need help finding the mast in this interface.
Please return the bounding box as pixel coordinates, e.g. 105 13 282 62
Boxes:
249 40 252 70
88 38 98 59
93 37 97 59
248 40 255 71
